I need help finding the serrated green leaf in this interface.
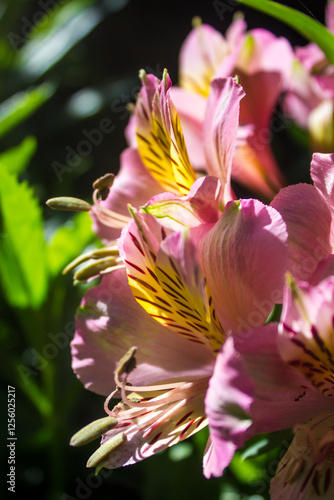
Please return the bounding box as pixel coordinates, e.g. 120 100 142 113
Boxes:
46 211 96 277
0 168 48 308
0 82 56 139
0 136 37 175
234 0 334 64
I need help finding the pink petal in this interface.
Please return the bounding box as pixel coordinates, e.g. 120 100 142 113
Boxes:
310 255 334 285
278 275 334 398
295 42 326 73
143 176 221 231
198 198 289 331
179 23 228 97
327 0 334 33
312 75 334 100
119 211 225 353
238 71 283 130
271 183 332 281
135 71 196 196
235 324 334 434
124 114 136 147
169 87 206 170
204 77 245 204
232 139 285 201
254 34 293 86
225 17 247 47
283 62 321 128
203 439 236 479
311 153 334 212
204 337 254 478
234 28 293 90
71 269 215 396
231 70 286 198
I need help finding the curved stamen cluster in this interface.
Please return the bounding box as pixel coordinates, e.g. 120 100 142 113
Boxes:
71 346 209 471
63 245 124 283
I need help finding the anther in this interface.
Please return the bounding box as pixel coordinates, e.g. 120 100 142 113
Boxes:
46 197 91 212
62 247 119 275
115 346 137 381
70 416 118 447
93 173 115 201
73 256 118 282
86 433 127 468
192 16 202 28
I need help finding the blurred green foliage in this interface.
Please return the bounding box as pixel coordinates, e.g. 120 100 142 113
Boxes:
0 0 327 499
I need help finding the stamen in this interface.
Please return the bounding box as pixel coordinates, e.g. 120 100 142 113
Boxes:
91 202 131 228
126 102 135 113
73 256 120 282
119 381 185 393
86 433 127 468
70 416 118 447
93 173 115 201
62 246 119 275
285 458 305 483
142 399 186 439
139 68 147 82
115 346 138 381
104 388 120 417
73 264 125 285
192 16 202 28
46 197 91 212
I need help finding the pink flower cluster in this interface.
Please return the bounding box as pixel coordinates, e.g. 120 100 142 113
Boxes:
63 4 334 498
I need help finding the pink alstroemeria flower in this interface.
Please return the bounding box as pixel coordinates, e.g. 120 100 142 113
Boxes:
91 73 245 243
70 194 289 475
203 274 334 494
283 1 334 153
172 18 294 200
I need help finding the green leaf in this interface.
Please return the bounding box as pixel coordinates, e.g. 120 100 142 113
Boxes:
46 211 95 277
0 82 55 139
241 437 269 460
16 364 52 417
229 450 264 483
0 168 48 309
234 0 334 64
0 136 37 175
